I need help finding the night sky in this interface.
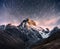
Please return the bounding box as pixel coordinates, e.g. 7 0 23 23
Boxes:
0 0 60 29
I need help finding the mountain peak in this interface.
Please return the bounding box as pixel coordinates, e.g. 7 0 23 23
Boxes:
18 18 36 29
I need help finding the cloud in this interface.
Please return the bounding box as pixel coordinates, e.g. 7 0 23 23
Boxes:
34 17 60 30
0 0 60 30
56 19 60 25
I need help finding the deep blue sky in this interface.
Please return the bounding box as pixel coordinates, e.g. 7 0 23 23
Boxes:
0 0 60 29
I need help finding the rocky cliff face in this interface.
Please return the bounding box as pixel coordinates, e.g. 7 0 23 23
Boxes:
31 27 60 49
0 19 60 49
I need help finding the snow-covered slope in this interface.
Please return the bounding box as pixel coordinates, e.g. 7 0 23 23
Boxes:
18 18 51 46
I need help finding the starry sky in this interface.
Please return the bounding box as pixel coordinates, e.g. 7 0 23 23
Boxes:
0 0 60 29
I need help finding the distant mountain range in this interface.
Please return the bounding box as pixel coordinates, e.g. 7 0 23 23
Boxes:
0 18 60 49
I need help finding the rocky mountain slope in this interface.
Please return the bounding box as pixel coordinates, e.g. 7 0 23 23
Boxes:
0 18 60 49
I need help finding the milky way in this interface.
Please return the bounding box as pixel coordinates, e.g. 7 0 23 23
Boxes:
0 0 60 29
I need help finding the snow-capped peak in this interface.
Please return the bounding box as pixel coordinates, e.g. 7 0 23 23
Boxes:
18 18 50 39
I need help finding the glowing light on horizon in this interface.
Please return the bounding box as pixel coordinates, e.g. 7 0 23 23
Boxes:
0 17 60 30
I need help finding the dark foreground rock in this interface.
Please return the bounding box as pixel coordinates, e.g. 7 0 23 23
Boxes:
31 27 60 49
32 39 60 49
0 30 25 49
